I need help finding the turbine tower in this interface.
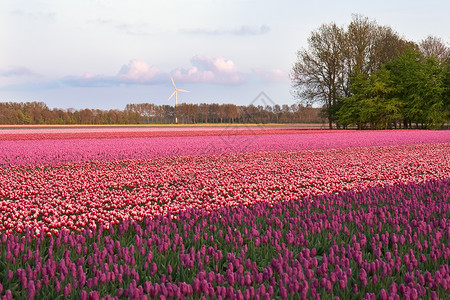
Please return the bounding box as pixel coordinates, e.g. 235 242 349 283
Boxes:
167 77 190 124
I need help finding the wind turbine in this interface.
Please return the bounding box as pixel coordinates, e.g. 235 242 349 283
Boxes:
167 77 190 124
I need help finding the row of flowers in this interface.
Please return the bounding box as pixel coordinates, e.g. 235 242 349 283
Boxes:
0 126 312 136
0 128 321 141
1 130 449 167
0 178 448 299
0 143 449 236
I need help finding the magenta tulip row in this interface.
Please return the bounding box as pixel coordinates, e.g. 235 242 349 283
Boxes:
0 130 449 167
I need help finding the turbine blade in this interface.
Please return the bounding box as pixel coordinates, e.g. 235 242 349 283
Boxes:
171 77 177 89
167 91 176 101
178 89 190 93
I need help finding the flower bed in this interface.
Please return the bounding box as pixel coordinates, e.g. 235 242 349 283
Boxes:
0 143 449 236
0 179 448 299
0 129 449 299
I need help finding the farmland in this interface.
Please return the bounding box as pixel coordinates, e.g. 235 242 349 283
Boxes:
0 127 449 299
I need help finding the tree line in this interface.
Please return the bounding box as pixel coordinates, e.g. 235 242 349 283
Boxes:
291 14 450 129
0 102 141 125
0 101 325 125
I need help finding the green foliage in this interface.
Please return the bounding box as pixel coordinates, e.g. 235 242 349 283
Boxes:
443 59 450 121
337 71 368 128
386 48 447 128
338 67 402 129
338 48 449 129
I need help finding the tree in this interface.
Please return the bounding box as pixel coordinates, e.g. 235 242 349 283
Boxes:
372 25 415 72
224 104 238 123
342 14 412 97
344 14 379 78
340 47 448 129
361 67 402 129
337 70 368 128
419 36 450 62
386 48 447 128
291 22 346 128
292 15 416 129
338 67 402 129
443 58 450 124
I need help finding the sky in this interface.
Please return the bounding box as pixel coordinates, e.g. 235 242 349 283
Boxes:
1 0 449 110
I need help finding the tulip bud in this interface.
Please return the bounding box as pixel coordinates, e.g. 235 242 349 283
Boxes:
372 274 378 285
89 291 99 300
27 280 36 300
339 279 346 290
63 283 71 297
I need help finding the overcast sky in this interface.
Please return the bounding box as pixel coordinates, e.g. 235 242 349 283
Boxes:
1 0 449 110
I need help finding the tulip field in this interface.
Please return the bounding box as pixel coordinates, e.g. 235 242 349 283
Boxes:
0 127 449 299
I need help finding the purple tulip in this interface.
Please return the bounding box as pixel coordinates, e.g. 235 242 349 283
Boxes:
372 274 378 285
80 290 88 300
359 269 367 287
150 262 157 275
89 291 99 300
27 280 35 300
63 283 72 297
5 290 13 300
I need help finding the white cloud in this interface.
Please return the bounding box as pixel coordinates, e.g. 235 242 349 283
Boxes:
183 25 270 36
88 18 154 36
0 66 37 77
11 9 56 22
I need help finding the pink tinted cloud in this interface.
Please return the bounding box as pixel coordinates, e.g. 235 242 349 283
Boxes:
61 56 245 87
117 59 163 83
172 55 246 84
6 55 274 89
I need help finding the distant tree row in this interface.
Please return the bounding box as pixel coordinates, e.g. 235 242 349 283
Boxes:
125 102 324 124
0 101 325 125
0 102 141 125
292 14 450 129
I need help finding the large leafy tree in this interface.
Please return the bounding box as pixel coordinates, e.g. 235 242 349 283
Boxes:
360 67 402 129
340 48 448 129
292 15 410 129
337 70 367 128
386 48 447 128
291 22 346 129
338 67 402 129
443 59 450 122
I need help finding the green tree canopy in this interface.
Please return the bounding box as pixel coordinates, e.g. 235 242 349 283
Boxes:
338 48 449 129
386 48 447 128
